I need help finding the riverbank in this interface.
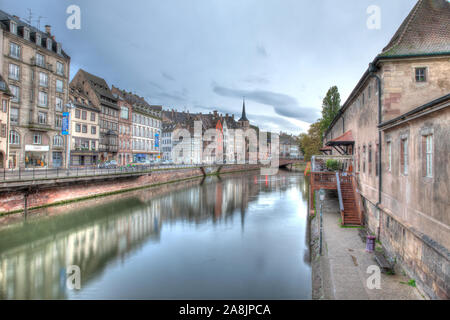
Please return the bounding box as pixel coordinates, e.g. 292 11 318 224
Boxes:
310 190 424 300
0 164 262 219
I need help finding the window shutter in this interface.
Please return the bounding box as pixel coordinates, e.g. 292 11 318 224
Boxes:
400 140 404 172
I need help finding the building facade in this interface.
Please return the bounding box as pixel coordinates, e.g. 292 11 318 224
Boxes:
68 86 100 166
0 74 12 168
321 0 450 299
71 69 119 162
1 11 71 168
111 86 133 166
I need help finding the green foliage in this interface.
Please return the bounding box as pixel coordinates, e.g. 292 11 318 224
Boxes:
298 122 322 161
326 159 341 171
319 86 341 134
298 86 341 161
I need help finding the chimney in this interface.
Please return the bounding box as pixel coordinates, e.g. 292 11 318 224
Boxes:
45 25 51 35
232 114 235 120
213 110 218 117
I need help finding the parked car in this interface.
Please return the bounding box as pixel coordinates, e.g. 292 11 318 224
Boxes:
98 160 118 169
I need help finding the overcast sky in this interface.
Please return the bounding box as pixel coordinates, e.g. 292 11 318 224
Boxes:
2 0 417 134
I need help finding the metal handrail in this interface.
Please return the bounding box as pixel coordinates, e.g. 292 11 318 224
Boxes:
336 172 345 223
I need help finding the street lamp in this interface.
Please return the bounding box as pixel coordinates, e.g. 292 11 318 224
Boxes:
319 188 325 255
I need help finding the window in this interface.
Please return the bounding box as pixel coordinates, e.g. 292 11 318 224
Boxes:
33 133 42 144
56 80 64 93
387 141 392 172
9 130 20 144
400 138 408 175
10 21 17 34
46 38 52 50
24 28 30 40
368 85 372 99
424 135 433 178
363 145 366 173
55 97 63 112
82 125 87 133
368 144 372 175
10 107 19 124
415 68 427 82
38 91 48 106
36 33 42 46
53 135 63 147
75 123 81 133
75 109 81 119
10 85 19 103
38 112 47 124
55 115 63 127
56 43 62 55
56 62 64 76
120 106 129 119
375 143 379 177
81 110 87 120
39 72 48 87
2 99 7 113
1 124 6 138
36 53 45 67
8 64 20 80
9 42 20 59
90 112 96 122
91 126 96 134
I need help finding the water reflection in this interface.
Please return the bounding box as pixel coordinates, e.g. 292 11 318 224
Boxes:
0 171 311 299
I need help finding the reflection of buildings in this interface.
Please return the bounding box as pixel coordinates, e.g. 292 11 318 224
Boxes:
0 200 162 299
0 172 306 299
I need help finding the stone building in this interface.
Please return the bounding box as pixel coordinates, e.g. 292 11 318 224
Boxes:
111 86 133 165
71 69 119 162
112 89 162 162
0 11 71 168
0 73 12 168
68 85 100 166
321 0 450 299
279 133 301 159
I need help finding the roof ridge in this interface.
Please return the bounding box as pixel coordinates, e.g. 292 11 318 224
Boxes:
382 0 425 53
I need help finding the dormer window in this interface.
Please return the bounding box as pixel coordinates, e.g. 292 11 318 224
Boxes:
10 21 17 34
23 28 30 40
56 43 62 55
46 38 52 50
36 33 41 46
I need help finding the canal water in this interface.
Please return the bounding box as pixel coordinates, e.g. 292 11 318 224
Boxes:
0 171 311 299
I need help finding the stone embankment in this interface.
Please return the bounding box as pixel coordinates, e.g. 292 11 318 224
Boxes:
0 165 261 217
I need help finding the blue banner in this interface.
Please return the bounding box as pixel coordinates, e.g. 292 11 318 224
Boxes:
62 112 70 135
155 133 159 148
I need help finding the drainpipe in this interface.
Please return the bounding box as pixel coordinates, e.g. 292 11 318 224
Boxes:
369 62 383 239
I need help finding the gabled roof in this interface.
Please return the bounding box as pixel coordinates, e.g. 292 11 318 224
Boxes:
326 131 354 146
79 69 117 102
381 0 450 57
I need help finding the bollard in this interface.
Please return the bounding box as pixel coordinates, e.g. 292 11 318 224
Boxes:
366 236 376 253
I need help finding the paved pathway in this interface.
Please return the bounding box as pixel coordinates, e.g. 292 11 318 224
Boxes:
318 191 423 300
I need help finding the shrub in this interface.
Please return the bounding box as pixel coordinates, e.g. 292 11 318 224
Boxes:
326 159 341 171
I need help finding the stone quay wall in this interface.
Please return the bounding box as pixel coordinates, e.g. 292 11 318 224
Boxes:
0 164 262 215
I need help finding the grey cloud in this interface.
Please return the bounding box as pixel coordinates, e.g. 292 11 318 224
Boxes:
161 72 175 81
212 85 319 123
256 45 268 57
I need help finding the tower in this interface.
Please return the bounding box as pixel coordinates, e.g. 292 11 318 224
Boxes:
238 97 249 128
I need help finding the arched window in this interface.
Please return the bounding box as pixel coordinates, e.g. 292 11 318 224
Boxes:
9 130 20 145
53 135 63 147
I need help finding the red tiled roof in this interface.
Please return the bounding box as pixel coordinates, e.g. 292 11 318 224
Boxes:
326 131 354 146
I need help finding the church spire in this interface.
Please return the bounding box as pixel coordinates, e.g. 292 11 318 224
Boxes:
239 97 249 122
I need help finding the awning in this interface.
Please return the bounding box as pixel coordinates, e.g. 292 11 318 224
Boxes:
326 130 354 146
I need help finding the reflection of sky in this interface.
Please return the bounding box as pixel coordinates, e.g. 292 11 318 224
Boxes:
0 172 311 299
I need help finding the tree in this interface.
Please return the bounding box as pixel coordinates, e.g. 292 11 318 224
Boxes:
319 86 341 134
298 122 322 161
298 86 341 161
